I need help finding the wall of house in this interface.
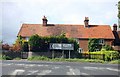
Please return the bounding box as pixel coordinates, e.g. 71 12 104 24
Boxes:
104 39 113 46
79 39 114 52
79 39 88 52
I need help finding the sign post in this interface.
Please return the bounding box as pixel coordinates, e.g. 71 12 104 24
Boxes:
69 50 70 59
50 43 74 58
52 50 54 59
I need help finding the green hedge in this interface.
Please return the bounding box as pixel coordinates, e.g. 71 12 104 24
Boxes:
89 51 120 61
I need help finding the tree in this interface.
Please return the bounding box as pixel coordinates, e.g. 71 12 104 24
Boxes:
118 1 120 27
12 35 23 52
88 38 99 52
118 1 120 19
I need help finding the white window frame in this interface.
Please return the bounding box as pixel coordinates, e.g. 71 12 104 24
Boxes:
99 39 104 45
78 48 83 53
25 37 29 41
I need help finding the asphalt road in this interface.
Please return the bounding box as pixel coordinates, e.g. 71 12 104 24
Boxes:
1 60 120 76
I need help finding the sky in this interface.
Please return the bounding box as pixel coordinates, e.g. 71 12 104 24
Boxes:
0 0 119 45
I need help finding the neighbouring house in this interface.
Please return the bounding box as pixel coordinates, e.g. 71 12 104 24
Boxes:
18 16 119 52
112 24 120 52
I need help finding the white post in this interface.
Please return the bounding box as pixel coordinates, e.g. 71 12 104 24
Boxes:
69 50 70 59
52 50 54 59
62 50 64 58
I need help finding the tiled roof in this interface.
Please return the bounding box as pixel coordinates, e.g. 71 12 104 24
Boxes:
18 24 115 39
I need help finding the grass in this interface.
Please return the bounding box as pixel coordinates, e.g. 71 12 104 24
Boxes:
13 57 21 60
108 59 120 64
27 56 120 64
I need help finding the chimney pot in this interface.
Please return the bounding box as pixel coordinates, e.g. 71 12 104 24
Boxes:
84 17 89 27
113 24 117 31
42 16 48 26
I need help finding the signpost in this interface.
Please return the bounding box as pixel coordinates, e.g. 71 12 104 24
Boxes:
50 43 74 59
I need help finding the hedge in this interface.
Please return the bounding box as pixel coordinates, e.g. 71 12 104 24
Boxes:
85 51 120 61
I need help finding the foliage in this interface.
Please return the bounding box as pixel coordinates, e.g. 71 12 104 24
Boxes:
2 55 12 60
22 42 29 52
2 44 10 50
109 59 120 64
101 45 113 51
29 33 79 52
118 1 120 19
13 57 21 60
88 38 99 52
89 51 120 61
11 35 23 52
28 56 49 61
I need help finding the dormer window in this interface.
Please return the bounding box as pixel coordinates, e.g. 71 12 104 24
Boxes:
99 39 104 45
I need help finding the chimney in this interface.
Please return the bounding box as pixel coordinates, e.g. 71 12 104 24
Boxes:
42 16 48 26
84 17 89 27
113 24 117 31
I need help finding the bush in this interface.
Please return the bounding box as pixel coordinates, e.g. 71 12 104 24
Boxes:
102 45 113 51
28 56 49 61
2 55 12 60
13 57 21 60
89 51 120 61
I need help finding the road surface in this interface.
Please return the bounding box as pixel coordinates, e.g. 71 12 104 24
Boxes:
1 60 120 77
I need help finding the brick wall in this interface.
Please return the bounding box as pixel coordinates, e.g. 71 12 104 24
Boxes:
79 39 88 51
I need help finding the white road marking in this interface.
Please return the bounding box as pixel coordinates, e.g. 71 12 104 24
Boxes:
11 69 25 75
15 64 24 66
54 66 60 69
37 70 52 75
81 72 89 75
69 68 76 75
3 63 13 66
84 66 120 72
27 70 39 75
66 66 70 68
25 64 35 67
106 68 120 72
37 65 44 67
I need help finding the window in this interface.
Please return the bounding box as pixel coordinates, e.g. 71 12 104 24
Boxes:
99 39 104 45
25 37 29 41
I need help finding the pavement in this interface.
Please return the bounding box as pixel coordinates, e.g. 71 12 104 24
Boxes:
1 60 120 77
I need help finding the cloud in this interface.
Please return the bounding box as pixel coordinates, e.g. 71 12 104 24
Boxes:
1 0 118 44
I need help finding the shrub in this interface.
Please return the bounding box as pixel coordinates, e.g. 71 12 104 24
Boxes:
102 45 113 51
2 55 12 60
13 57 21 60
28 56 49 61
88 38 99 52
89 51 120 61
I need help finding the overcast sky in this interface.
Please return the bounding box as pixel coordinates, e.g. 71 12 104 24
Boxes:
1 0 119 45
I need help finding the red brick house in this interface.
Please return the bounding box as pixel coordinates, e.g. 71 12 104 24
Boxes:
18 16 117 52
112 24 120 51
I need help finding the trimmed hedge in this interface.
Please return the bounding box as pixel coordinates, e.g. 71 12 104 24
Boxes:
81 51 119 61
89 51 120 61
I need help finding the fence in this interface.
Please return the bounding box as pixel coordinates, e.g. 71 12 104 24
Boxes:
79 53 105 61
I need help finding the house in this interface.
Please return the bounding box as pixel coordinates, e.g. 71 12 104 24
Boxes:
18 16 117 52
112 24 120 51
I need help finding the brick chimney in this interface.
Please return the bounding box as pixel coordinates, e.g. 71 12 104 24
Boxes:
84 17 89 27
42 16 48 26
113 24 117 31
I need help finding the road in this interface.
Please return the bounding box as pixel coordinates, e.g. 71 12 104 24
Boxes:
1 60 120 77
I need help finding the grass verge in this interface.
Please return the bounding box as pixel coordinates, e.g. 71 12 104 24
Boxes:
27 56 120 64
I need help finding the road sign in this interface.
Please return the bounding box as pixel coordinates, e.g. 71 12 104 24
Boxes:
50 43 74 50
62 44 74 50
50 43 62 50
